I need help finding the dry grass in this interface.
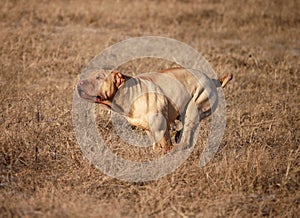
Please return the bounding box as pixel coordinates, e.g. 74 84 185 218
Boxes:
0 0 299 217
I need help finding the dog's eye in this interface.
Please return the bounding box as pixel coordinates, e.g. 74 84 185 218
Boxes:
96 76 101 80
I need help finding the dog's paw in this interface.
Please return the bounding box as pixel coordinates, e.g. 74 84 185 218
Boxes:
152 143 174 155
172 142 191 152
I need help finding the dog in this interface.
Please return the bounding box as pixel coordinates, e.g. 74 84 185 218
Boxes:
77 67 232 153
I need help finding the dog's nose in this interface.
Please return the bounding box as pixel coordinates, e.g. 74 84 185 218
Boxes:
77 80 84 87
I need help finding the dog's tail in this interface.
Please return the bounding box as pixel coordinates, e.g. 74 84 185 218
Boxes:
213 73 233 88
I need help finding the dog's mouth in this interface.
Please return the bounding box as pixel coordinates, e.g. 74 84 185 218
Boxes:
77 88 112 108
77 88 102 102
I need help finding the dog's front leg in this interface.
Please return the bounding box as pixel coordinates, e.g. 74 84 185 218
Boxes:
147 113 173 154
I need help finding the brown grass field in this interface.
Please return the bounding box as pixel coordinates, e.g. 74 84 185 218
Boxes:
0 0 299 217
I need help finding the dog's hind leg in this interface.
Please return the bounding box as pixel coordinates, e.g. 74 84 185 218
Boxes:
174 100 200 150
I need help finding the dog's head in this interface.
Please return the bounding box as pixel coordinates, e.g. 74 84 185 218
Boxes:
77 69 126 107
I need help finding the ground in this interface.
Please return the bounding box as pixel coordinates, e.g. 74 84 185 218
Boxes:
0 0 299 217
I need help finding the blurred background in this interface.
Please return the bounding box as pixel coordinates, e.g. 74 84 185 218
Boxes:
0 0 299 217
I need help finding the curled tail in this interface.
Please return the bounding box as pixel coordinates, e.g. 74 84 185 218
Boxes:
213 73 233 88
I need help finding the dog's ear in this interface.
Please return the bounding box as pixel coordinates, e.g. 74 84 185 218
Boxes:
111 71 126 88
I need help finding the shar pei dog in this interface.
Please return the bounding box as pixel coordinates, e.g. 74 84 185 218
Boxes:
77 67 232 153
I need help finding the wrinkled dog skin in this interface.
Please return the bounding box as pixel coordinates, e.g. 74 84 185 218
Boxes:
77 67 232 153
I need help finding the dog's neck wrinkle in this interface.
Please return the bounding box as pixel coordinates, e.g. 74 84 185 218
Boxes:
111 75 140 116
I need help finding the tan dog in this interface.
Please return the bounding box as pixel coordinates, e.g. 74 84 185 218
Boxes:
77 67 232 153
